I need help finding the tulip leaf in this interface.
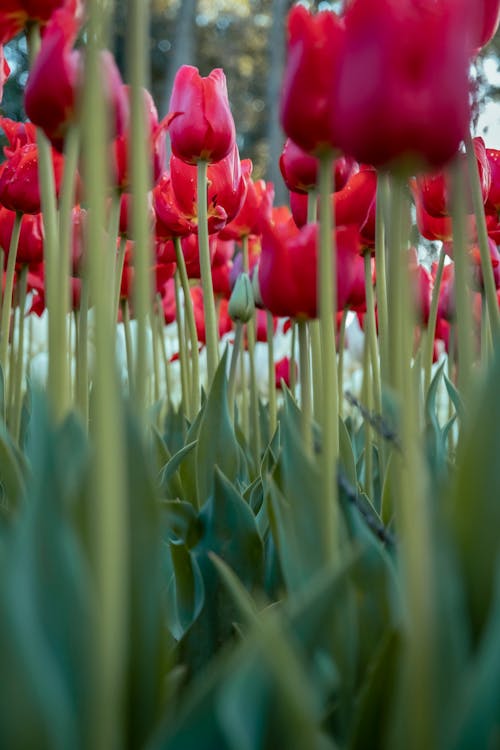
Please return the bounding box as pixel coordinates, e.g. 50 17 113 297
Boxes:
167 540 205 639
195 352 242 506
159 440 197 500
0 420 26 513
447 346 500 636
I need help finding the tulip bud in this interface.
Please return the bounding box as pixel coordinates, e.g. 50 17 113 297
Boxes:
228 272 254 323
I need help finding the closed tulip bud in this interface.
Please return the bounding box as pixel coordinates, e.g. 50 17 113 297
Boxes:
228 272 254 323
280 5 344 155
335 0 473 169
0 0 82 44
168 65 236 165
472 0 500 52
0 142 64 214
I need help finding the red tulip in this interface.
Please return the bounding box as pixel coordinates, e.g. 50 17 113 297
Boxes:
280 5 344 154
168 66 236 165
471 0 500 52
190 286 233 343
0 142 64 214
169 145 247 234
0 117 37 154
0 206 44 265
0 0 80 43
219 167 275 240
279 138 356 194
274 356 297 390
334 0 472 169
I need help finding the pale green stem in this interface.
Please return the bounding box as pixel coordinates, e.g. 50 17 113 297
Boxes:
0 249 4 315
113 235 128 323
55 124 80 418
0 212 22 372
76 279 89 425
375 175 389 386
318 152 339 567
156 301 172 403
128 0 153 421
465 132 500 342
307 190 323 419
424 245 446 394
364 252 382 415
337 307 348 419
450 158 474 398
266 311 277 436
362 330 372 498
289 321 296 396
121 299 134 394
82 0 128 744
11 265 28 442
240 347 249 439
174 236 200 415
174 270 189 414
197 160 219 385
228 322 244 417
298 319 312 456
387 173 436 750
242 235 260 464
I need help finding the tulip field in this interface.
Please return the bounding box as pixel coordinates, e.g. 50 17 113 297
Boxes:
2 0 500 748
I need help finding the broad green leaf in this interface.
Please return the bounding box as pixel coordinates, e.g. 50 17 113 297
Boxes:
195 353 241 507
447 346 500 636
167 540 205 639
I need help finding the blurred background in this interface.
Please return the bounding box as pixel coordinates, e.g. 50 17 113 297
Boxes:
1 0 499 207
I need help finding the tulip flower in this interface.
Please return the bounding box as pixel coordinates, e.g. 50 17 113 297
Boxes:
334 0 473 169
0 142 64 214
471 0 500 52
25 7 129 151
190 287 233 343
0 207 44 265
168 65 236 165
279 138 356 194
280 5 344 154
274 356 297 390
0 0 73 42
169 145 248 234
219 167 275 240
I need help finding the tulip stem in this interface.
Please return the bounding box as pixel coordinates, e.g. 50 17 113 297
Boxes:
318 152 340 567
266 311 277 436
76 279 89 425
197 160 219 386
424 245 446 394
113 236 128 324
174 236 200 416
362 331 373 498
56 124 80 419
450 158 474 398
0 212 22 376
298 320 312 456
156 301 172 404
364 251 381 415
337 307 348 420
308 190 323 420
10 265 28 443
289 321 296 397
375 175 389 386
173 270 190 415
465 132 500 344
242 235 261 465
228 321 243 417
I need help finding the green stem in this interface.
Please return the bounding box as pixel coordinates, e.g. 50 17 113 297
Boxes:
362 331 372 498
197 160 219 385
424 245 446 393
82 0 127 744
375 175 389 386
318 152 339 566
55 124 80 418
156 301 173 403
128 0 153 422
0 212 22 373
121 299 134 394
364 252 382 415
228 322 244 417
10 265 28 442
266 311 277 436
298 319 312 455
465 132 500 343
242 235 260 464
337 307 348 419
174 270 190 414
76 279 89 425
113 235 128 323
450 158 474 398
174 236 200 416
310 320 323 420
289 321 296 397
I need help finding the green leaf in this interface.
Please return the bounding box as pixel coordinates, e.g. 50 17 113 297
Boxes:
195 352 242 507
167 540 205 639
0 420 26 513
447 346 500 636
159 440 197 501
339 416 357 488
